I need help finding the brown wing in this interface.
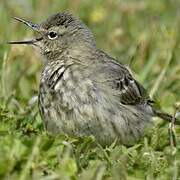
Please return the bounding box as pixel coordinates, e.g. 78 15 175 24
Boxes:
113 72 151 105
98 50 152 105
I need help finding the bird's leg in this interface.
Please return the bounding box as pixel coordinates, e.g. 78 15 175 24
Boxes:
168 102 180 154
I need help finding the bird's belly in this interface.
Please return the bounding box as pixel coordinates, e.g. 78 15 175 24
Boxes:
39 87 152 145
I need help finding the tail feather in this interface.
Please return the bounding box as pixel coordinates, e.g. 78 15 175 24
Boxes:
153 109 180 125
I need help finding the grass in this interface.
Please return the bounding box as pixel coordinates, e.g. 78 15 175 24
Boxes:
0 0 180 179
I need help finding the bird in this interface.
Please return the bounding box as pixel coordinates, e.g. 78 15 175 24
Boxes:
8 12 178 146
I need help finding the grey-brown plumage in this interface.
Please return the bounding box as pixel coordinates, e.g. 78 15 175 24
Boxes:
9 12 177 145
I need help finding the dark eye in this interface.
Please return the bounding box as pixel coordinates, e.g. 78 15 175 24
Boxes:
48 31 58 40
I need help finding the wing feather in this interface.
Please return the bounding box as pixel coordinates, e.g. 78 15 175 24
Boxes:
97 50 151 105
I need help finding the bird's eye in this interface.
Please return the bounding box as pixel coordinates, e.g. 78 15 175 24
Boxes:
48 31 58 40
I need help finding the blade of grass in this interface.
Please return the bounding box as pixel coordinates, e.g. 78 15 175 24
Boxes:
139 52 157 83
19 136 41 180
1 52 8 106
150 50 173 98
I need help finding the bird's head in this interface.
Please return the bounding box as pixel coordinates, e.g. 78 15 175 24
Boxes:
9 12 96 61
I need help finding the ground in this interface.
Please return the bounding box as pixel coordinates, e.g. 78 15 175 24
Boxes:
0 0 180 179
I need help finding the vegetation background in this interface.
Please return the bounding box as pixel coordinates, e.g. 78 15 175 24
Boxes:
0 0 180 179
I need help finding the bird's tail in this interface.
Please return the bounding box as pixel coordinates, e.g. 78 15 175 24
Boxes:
153 109 180 125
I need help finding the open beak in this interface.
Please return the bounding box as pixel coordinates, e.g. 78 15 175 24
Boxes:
7 17 44 45
7 37 43 45
13 17 40 31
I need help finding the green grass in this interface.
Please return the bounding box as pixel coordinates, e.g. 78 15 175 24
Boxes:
0 0 180 179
